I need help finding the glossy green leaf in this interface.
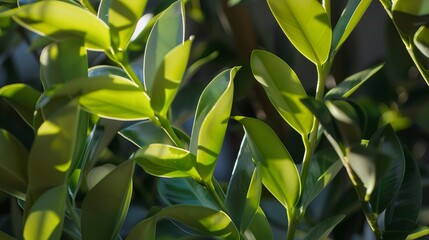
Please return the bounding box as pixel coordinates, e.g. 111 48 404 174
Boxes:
143 0 184 93
151 39 193 117
302 150 343 208
88 65 128 78
407 227 429 240
251 50 313 136
244 207 273 240
392 0 429 16
12 1 111 51
0 83 40 127
369 125 405 214
301 97 339 140
42 76 155 121
120 120 172 147
126 217 156 240
326 100 362 146
23 184 67 240
348 145 391 201
81 160 135 240
157 178 218 209
325 63 384 99
414 25 429 57
233 116 300 212
303 215 345 240
190 67 238 181
384 150 422 240
0 129 28 200
108 0 148 50
266 0 332 64
332 0 371 53
133 144 200 180
225 137 262 233
26 102 80 215
40 40 88 90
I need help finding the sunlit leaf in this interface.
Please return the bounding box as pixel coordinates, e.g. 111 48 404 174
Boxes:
0 83 40 127
225 137 262 233
133 144 200 180
81 160 135 240
325 63 384 99
150 39 193 117
332 0 371 53
407 227 429 240
233 116 300 213
384 150 422 240
414 25 429 57
266 0 332 64
303 215 345 240
0 129 28 200
369 125 405 214
12 1 111 51
244 207 273 240
190 67 238 181
251 50 313 136
23 184 67 240
144 0 184 93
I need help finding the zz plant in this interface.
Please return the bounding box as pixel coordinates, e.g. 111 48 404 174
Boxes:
0 0 427 239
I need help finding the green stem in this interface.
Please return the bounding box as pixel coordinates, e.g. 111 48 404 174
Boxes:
286 208 299 240
360 200 383 240
205 180 227 212
106 48 145 90
67 196 81 230
158 115 184 148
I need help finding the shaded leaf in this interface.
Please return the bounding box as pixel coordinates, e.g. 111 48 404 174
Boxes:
325 63 384 99
0 129 28 200
144 0 184 93
266 0 332 64
23 184 67 240
133 144 200 180
126 217 156 240
244 207 273 240
0 231 15 240
81 160 135 240
225 137 262 233
88 65 128 78
13 1 111 51
303 215 345 240
326 100 362 146
369 125 405 214
120 120 172 147
233 116 300 212
251 50 313 136
301 97 338 139
414 25 429 58
190 67 238 181
0 83 40 127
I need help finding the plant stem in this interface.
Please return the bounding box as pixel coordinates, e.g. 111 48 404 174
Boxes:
205 180 227 212
360 200 383 240
286 208 299 240
158 115 184 148
67 196 81 230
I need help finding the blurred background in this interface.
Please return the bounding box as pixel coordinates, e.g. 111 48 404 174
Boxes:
0 0 428 239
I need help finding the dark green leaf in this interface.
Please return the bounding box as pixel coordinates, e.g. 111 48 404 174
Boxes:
266 0 332 64
369 125 405 214
225 137 262 233
126 217 156 240
326 100 362 146
144 0 184 93
303 215 345 240
384 150 422 240
325 63 384 99
301 97 338 139
88 65 128 78
0 129 28 200
414 25 429 57
245 207 273 240
251 50 313 136
120 120 172 147
13 1 111 51
0 231 15 240
81 160 135 240
190 67 238 181
157 177 218 209
0 83 40 127
233 116 300 212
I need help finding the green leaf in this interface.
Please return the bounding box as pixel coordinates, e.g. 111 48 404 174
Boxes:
414 25 429 57
348 145 392 201
233 116 300 212
150 39 193 117
384 150 422 240
133 144 200 180
12 1 111 51
40 40 88 90
81 160 135 240
266 0 332 64
126 217 156 240
157 178 218 210
331 0 372 53
369 125 405 214
407 227 429 240
392 0 429 16
225 137 262 233
119 120 173 147
23 184 67 240
190 67 238 181
303 215 345 240
245 207 273 240
143 0 184 93
251 50 313 136
25 102 80 216
325 63 384 99
301 97 338 140
0 83 41 127
0 231 15 240
302 150 343 208
0 129 28 200
88 65 128 78
108 0 148 50
42 76 155 121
